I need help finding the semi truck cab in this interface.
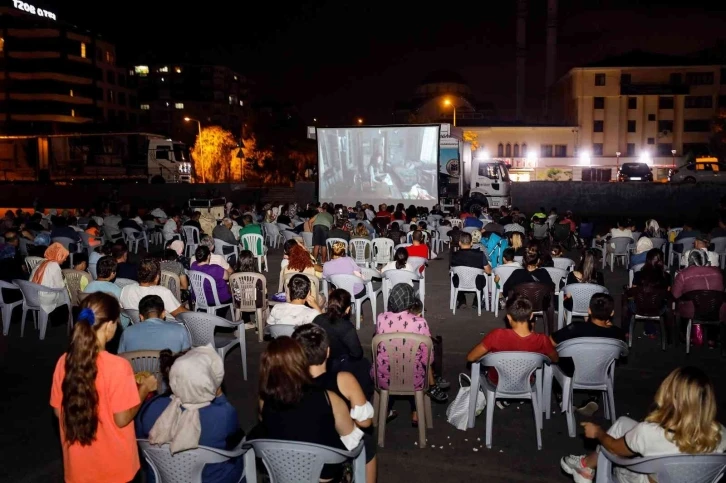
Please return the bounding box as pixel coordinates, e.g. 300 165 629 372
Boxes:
465 160 511 211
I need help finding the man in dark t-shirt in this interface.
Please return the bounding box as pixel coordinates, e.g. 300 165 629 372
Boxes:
451 232 492 308
550 293 624 415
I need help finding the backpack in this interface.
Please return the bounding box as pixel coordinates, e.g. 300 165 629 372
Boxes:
485 233 509 268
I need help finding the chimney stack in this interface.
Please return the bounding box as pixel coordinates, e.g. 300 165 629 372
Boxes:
515 0 527 122
544 0 558 118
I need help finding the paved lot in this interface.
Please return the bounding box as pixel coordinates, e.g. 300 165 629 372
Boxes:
2 245 726 483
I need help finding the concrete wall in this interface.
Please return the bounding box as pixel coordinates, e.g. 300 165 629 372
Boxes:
510 181 725 224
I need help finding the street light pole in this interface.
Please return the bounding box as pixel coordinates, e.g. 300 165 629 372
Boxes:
615 151 621 170
184 117 205 183
443 98 457 127
671 149 676 168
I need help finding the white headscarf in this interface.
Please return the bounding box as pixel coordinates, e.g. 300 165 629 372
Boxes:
148 346 224 453
635 236 653 254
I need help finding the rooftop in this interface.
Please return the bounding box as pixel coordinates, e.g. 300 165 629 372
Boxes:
583 49 726 69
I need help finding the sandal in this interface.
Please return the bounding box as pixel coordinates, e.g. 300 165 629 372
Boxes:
386 410 398 423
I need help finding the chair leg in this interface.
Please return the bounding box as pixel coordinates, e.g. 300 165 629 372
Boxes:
414 391 427 448
20 308 28 337
2 306 11 336
628 315 635 347
607 386 616 421
485 391 495 449
377 390 389 447
372 392 379 428
476 291 481 316
38 310 50 340
257 309 264 343
424 394 433 429
355 301 361 330
532 393 542 450
467 367 480 429
686 320 692 354
452 289 458 315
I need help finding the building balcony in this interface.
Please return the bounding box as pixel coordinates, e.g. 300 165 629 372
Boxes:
620 83 690 96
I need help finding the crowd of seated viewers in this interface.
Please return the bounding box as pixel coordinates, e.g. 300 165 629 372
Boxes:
2 198 726 482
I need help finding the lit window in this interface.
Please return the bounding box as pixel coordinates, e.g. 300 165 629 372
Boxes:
165 102 169 107
80 42 86 58
69 89 74 97
141 104 150 110
71 109 75 117
134 65 149 76
160 77 165 82
174 103 184 109
233 75 238 81
159 66 169 73
0 38 4 52
105 51 112 63
228 96 234 105
239 100 243 107
174 66 182 73
128 69 134 76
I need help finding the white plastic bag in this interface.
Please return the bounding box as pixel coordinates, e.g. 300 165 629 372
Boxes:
446 373 486 431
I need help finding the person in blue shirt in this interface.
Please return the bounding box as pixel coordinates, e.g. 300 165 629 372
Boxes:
84 256 123 299
136 347 245 483
117 295 191 353
463 209 484 229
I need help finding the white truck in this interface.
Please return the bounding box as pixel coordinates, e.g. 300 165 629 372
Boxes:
438 123 511 213
0 132 192 183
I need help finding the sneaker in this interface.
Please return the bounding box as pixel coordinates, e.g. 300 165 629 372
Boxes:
575 401 599 417
435 377 451 390
495 400 510 409
426 385 449 403
244 321 257 330
560 455 594 483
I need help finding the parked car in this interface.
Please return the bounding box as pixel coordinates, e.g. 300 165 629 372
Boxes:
617 162 653 182
669 158 726 183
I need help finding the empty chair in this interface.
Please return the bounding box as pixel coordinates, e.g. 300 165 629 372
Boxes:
121 228 149 254
246 439 364 483
545 338 628 437
182 226 201 258
371 238 394 266
371 333 433 448
177 311 248 380
13 279 72 340
188 270 234 319
138 440 257 483
596 448 726 483
467 352 547 449
606 237 633 272
0 280 23 336
240 234 267 272
228 272 267 343
62 268 93 306
449 266 486 315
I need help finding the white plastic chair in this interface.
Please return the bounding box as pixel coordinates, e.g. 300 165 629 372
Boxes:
649 237 667 253
552 257 575 272
88 262 97 280
13 279 72 340
240 234 267 272
121 228 149 254
371 238 394 265
595 447 726 483
450 266 486 315
349 238 373 267
268 324 296 338
213 238 239 267
160 270 182 302
544 338 628 437
51 236 84 267
326 237 349 255
669 236 696 269
329 274 374 330
371 333 433 448
435 226 451 252
182 226 201 258
114 278 138 289
382 269 420 311
177 311 248 380
492 265 520 316
229 272 267 343
62 268 92 306
188 270 234 319
0 280 23 336
559 283 609 330
25 256 44 273
606 237 633 272
543 267 568 296
123 308 141 325
628 263 644 288
263 223 283 248
467 352 548 449
449 218 463 229
711 236 726 269
301 231 314 252
138 439 257 483
246 439 364 483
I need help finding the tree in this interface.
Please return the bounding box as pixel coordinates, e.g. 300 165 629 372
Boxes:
463 130 479 151
191 126 237 183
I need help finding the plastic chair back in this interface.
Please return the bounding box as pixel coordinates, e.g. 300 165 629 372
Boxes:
371 333 432 394
301 232 314 251
632 286 669 317
241 233 264 256
52 236 81 254
349 238 372 266
450 266 484 290
511 282 552 312
683 290 724 322
123 309 141 325
213 238 239 266
119 350 161 373
372 238 394 265
563 283 608 314
268 324 295 338
544 267 567 289
610 237 633 255
229 272 266 312
480 352 548 397
62 269 92 306
160 271 182 302
246 439 364 483
649 237 667 251
25 256 44 272
115 278 138 289
188 270 222 309
552 257 575 271
556 338 627 390
596 448 726 483
326 238 349 254
408 256 427 273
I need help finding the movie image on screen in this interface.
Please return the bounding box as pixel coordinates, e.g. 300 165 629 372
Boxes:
317 125 439 206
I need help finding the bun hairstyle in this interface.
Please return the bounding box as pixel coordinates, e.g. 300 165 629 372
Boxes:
61 292 120 446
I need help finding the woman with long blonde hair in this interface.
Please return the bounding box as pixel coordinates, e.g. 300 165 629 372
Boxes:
50 292 157 483
510 232 525 256
561 366 726 483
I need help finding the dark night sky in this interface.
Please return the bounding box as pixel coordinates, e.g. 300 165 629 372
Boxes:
41 0 726 123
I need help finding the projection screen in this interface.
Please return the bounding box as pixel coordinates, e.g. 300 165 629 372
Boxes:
317 125 440 208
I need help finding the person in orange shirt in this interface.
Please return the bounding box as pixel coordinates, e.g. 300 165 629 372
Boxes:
50 292 157 483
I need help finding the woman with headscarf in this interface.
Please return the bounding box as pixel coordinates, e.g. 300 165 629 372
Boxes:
629 236 653 268
30 242 70 314
166 239 190 270
136 346 244 483
372 284 447 426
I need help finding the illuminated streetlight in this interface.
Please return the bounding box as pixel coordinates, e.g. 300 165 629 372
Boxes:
475 149 490 161
579 150 591 166
639 150 652 165
357 118 363 125
526 150 537 166
671 149 677 167
443 97 456 127
615 151 621 170
184 116 205 183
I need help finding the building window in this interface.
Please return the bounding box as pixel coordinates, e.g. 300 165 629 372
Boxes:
107 90 114 103
105 51 112 63
106 71 115 84
648 114 656 121
80 42 86 58
670 73 682 85
505 143 512 157
521 143 527 156
647 138 655 145
497 143 504 157
513 144 520 157
620 73 631 85
554 145 567 157
541 144 553 157
658 97 674 109
627 120 636 133
594 73 606 86
159 66 169 73
134 65 149 77
628 97 637 109
0 37 4 52
626 143 636 156
174 103 184 109
118 92 126 106
594 97 605 109
658 120 674 132
175 66 182 73
656 143 673 156
593 120 604 132
683 120 711 132
71 109 75 117
69 89 74 97
684 96 713 108
593 143 604 155
239 100 244 107
140 104 150 110
685 72 714 85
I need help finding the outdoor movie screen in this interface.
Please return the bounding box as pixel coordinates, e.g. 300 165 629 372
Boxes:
317 125 440 207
